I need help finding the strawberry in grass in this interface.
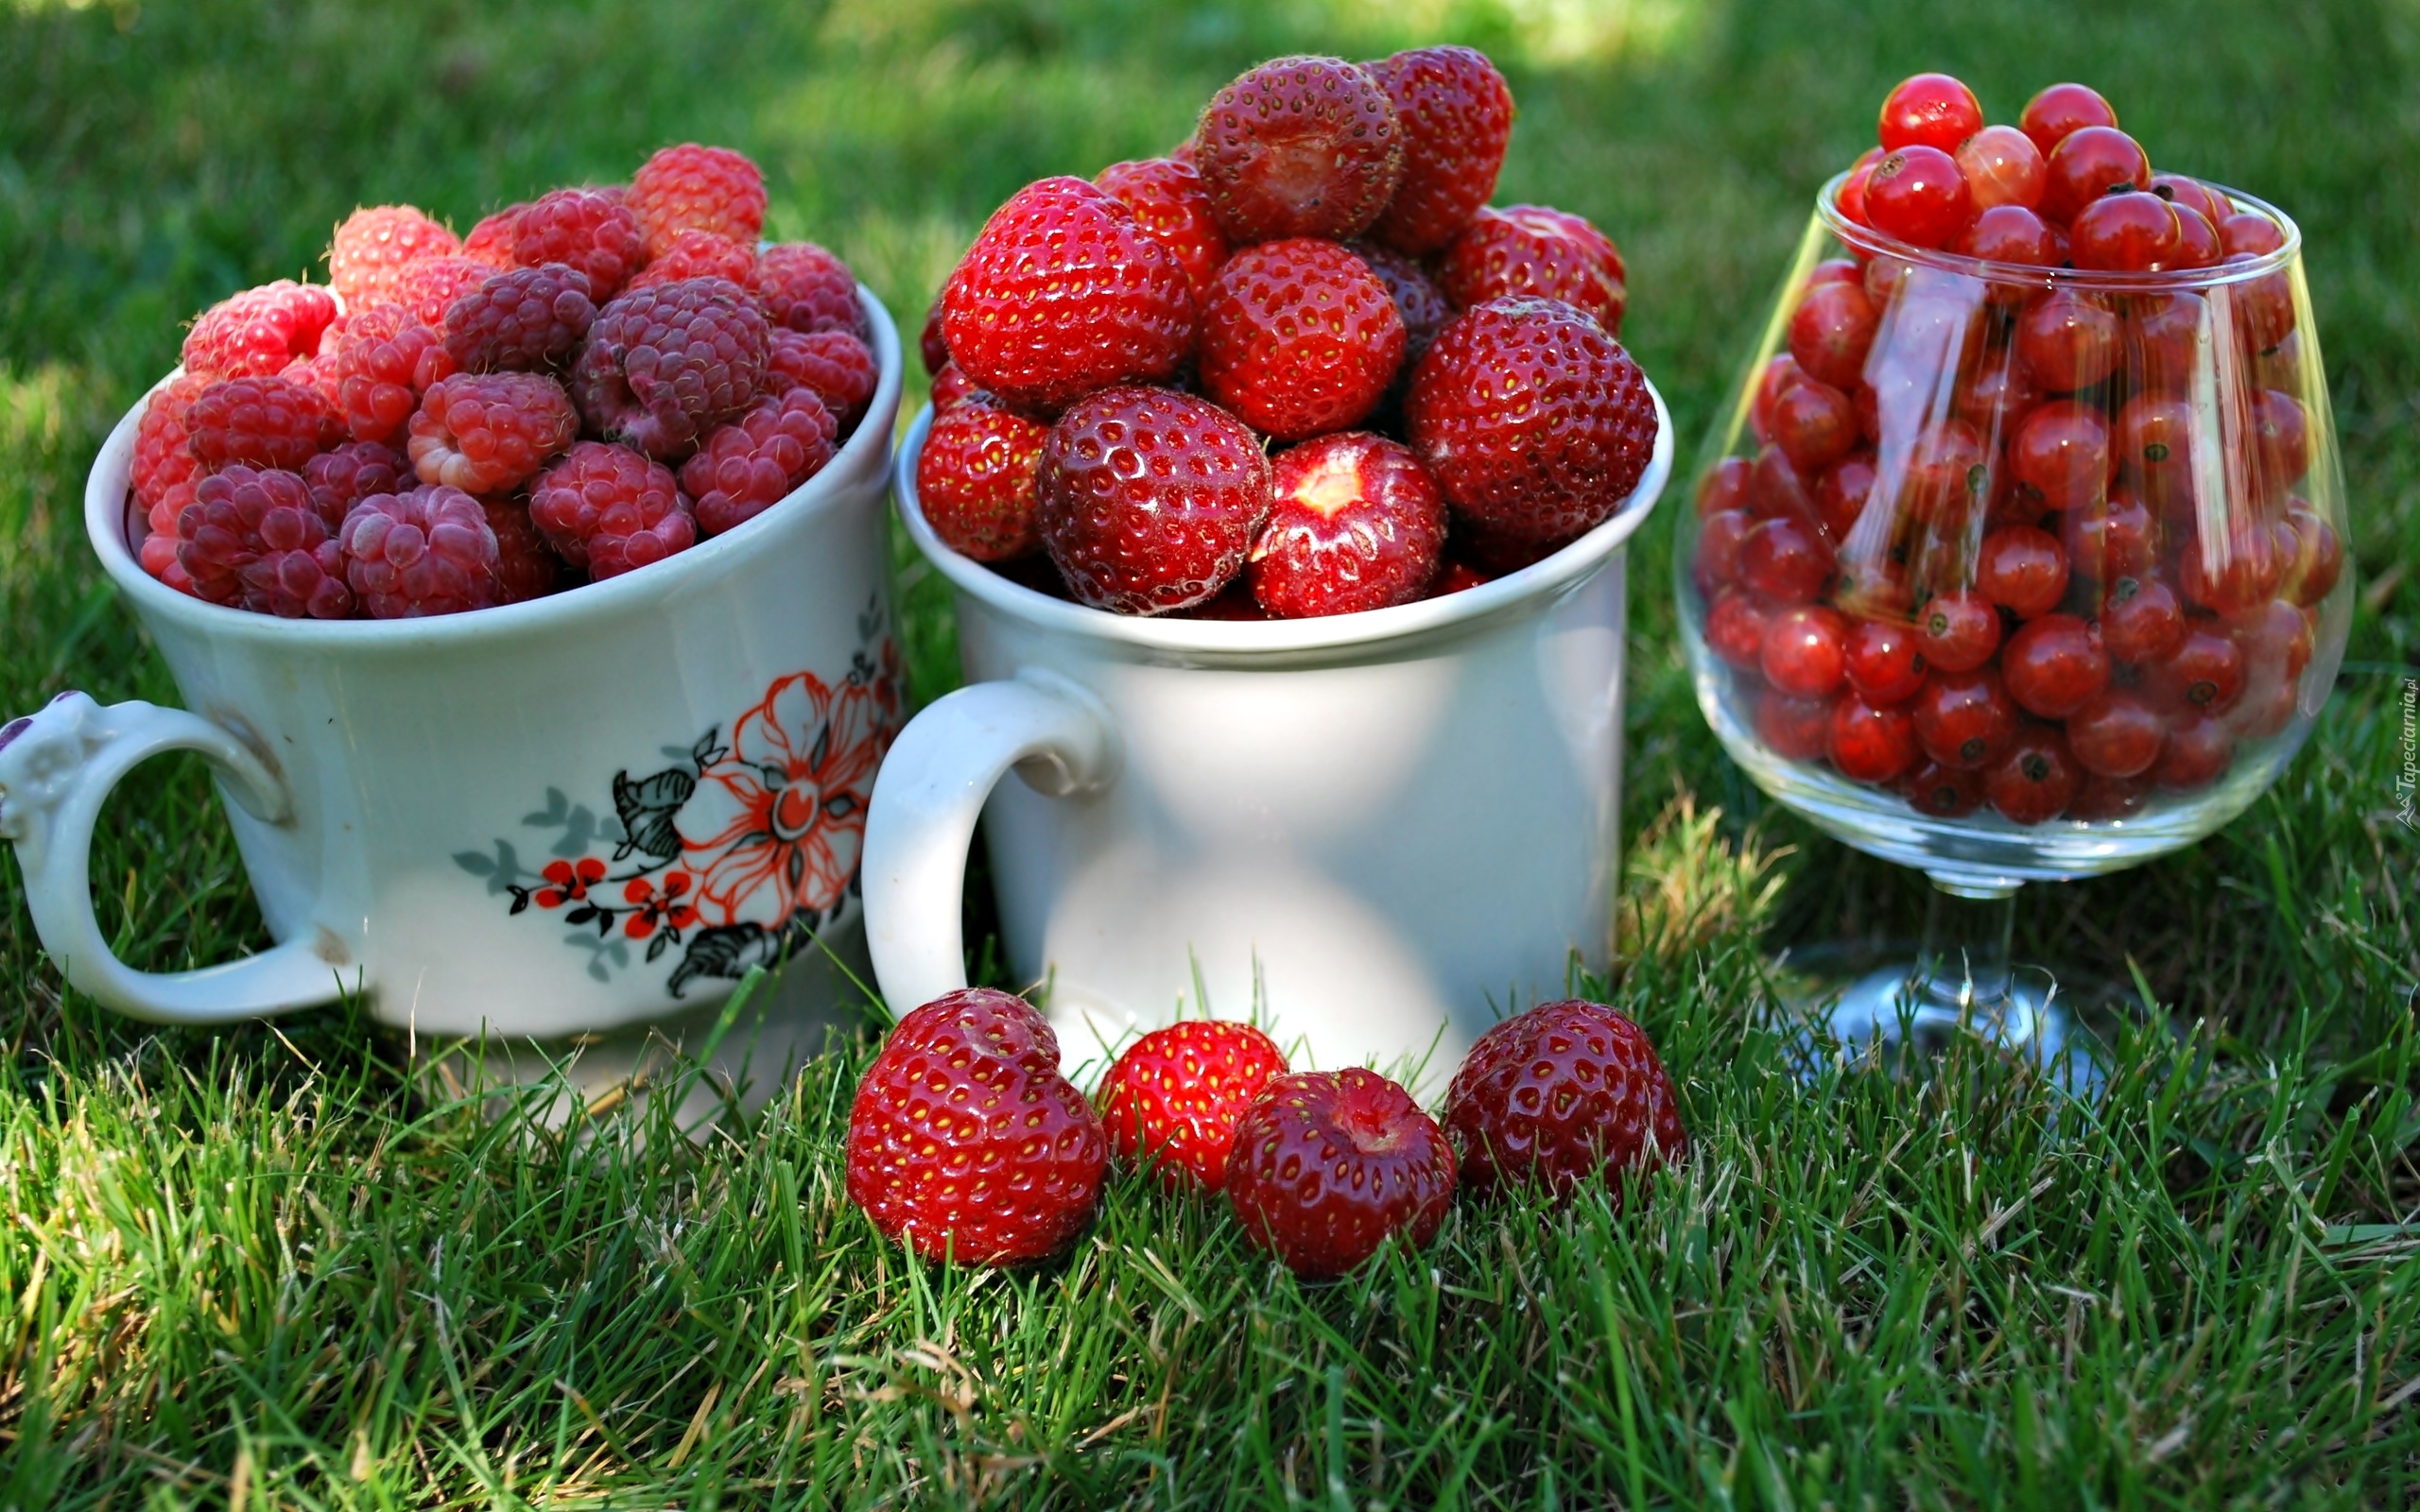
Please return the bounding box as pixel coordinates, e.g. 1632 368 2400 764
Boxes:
1098 1021 1290 1191
1225 1068 1455 1280
1439 999 1685 1204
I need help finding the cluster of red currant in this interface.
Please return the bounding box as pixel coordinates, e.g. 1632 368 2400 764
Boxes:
1688 76 2344 827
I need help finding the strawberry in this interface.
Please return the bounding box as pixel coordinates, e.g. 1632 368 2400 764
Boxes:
940 177 1197 413
845 988 1108 1266
1037 386 1272 615
915 395 1051 562
1407 296 1660 551
1096 1021 1289 1191
1346 241 1452 362
1194 56 1405 244
1249 431 1446 618
1095 156 1232 307
1439 999 1685 1204
1224 1069 1455 1280
918 295 950 376
1440 205 1630 335
1365 46 1515 256
1198 238 1405 441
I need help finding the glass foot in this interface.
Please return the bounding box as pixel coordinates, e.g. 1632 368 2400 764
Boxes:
1780 943 2107 1097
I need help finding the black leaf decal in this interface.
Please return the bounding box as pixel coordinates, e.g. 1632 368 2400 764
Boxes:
613 765 696 860
566 905 597 927
668 923 782 997
646 930 673 963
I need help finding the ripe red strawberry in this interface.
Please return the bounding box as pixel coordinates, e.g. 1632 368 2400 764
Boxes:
846 988 1108 1266
184 375 337 472
754 242 863 337
627 144 767 261
1225 1068 1455 1280
1346 242 1452 361
406 371 579 494
918 296 949 375
1095 156 1232 306
626 229 757 292
511 188 647 301
328 206 461 309
1249 431 1446 618
1407 297 1660 550
1037 386 1272 615
1097 1020 1289 1192
1198 238 1405 441
941 177 1196 412
182 282 340 381
916 395 1050 562
1440 205 1630 335
929 362 982 413
1440 999 1685 1203
1194 56 1405 244
1365 46 1514 256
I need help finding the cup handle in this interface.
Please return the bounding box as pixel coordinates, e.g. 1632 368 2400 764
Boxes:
861 670 1116 1016
0 691 343 1022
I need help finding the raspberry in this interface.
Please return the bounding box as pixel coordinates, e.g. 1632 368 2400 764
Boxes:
1097 1021 1289 1192
461 203 527 268
679 388 838 537
176 465 350 617
1407 297 1660 550
767 329 876 433
845 988 1108 1267
511 188 647 301
139 525 193 593
442 264 597 373
303 440 408 528
571 277 770 460
1224 1069 1455 1280
928 362 981 413
393 256 497 328
1439 999 1686 1204
918 295 949 375
340 484 505 618
327 206 462 309
1095 156 1232 306
941 177 1196 412
1365 46 1514 256
283 352 344 412
1347 242 1451 361
628 144 767 261
752 242 862 336
334 305 457 445
481 497 565 603
1038 386 1272 615
184 375 337 472
527 441 700 578
1248 431 1446 618
1194 57 1405 244
914 395 1050 562
132 375 210 509
182 282 340 381
1197 238 1405 441
628 229 757 293
406 371 579 493
1441 206 1631 335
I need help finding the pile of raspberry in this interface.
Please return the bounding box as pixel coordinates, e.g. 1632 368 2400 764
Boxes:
131 144 880 619
914 46 1662 621
1691 75 2341 827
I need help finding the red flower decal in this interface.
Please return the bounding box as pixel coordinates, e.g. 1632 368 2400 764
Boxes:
535 856 607 908
622 870 700 938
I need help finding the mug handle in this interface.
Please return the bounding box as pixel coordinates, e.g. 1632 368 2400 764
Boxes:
861 671 1116 1015
0 692 343 1022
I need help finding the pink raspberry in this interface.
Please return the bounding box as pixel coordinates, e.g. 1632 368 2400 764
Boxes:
328 206 461 309
442 264 596 373
571 277 769 460
628 145 767 260
139 526 195 594
132 375 210 509
340 485 505 617
393 256 496 327
406 371 578 493
184 376 337 472
481 497 565 603
283 352 344 411
511 188 646 301
303 441 409 528
752 243 861 335
461 203 527 268
182 282 340 380
334 305 457 445
628 229 756 292
679 389 838 536
767 329 877 433
177 465 351 617
528 441 698 577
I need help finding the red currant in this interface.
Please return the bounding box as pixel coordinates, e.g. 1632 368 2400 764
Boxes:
1865 146 1975 250
1828 695 1921 784
1837 154 1881 229
1739 514 1833 603
2068 771 2153 820
2150 175 2230 228
1912 667 2019 770
2066 493 2159 590
2226 598 2314 684
1696 455 1753 517
2066 691 2166 778
1751 445 1821 525
2151 712 2232 790
1899 757 1984 817
2015 290 2119 392
2228 259 2298 354
2233 677 2300 740
2099 575 2187 663
1750 354 1806 443
2278 503 2342 607
1843 616 1927 705
1878 73 1984 155
2218 213 2287 258
2169 205 2222 269
2120 297 2206 396
1755 689 1835 763
2002 612 2111 717
1955 125 2046 212
1955 204 2060 266
1692 507 1754 594
1905 419 1990 521
1862 253 1912 307
1806 258 1862 290
2018 82 2119 157
1705 590 1773 671
1761 604 1850 697
1977 525 2070 618
1952 353 2039 427
1985 728 2082 825
2252 389 2310 490
1771 377 1858 472
2040 126 2152 224
2179 529 2284 617
2008 401 2110 512
1787 281 1880 390
1815 453 1876 540
2143 627 2246 714
1914 589 2002 673
2069 190 2182 271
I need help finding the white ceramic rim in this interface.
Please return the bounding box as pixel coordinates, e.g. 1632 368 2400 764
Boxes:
892 379 1673 658
81 284 904 650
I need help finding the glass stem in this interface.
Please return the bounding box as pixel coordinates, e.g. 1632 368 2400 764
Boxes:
1911 877 2020 1019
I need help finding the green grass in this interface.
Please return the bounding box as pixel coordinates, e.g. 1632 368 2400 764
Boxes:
3 0 2418 1504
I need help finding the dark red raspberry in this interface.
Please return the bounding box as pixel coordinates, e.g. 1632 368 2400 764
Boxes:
572 277 770 460
334 304 457 445
845 988 1108 1267
918 295 949 375
1364 46 1514 256
627 229 757 292
1249 431 1445 618
341 484 509 618
753 243 863 336
176 465 333 611
1194 56 1405 244
1442 207 1630 335
303 441 408 529
132 375 210 510
679 388 839 537
406 371 578 494
184 375 337 472
1225 1068 1454 1280
442 264 597 374
182 282 340 380
1037 386 1272 615
1095 156 1232 306
461 202 527 268
628 144 767 261
929 362 982 413
393 256 496 328
941 177 1196 412
527 441 700 578
328 206 461 309
1097 1020 1289 1192
1346 242 1451 361
915 396 1050 562
1198 238 1405 441
481 497 565 603
767 330 877 433
1408 297 1661 550
1440 999 1686 1204
511 188 647 301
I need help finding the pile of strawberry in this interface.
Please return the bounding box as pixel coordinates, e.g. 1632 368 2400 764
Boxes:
845 988 1685 1277
130 146 880 619
913 47 1660 621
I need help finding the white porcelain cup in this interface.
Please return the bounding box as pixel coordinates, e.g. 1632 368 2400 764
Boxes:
866 389 1671 1091
1 289 905 1040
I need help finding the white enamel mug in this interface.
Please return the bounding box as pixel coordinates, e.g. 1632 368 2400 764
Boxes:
866 388 1671 1091
1 289 904 1041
